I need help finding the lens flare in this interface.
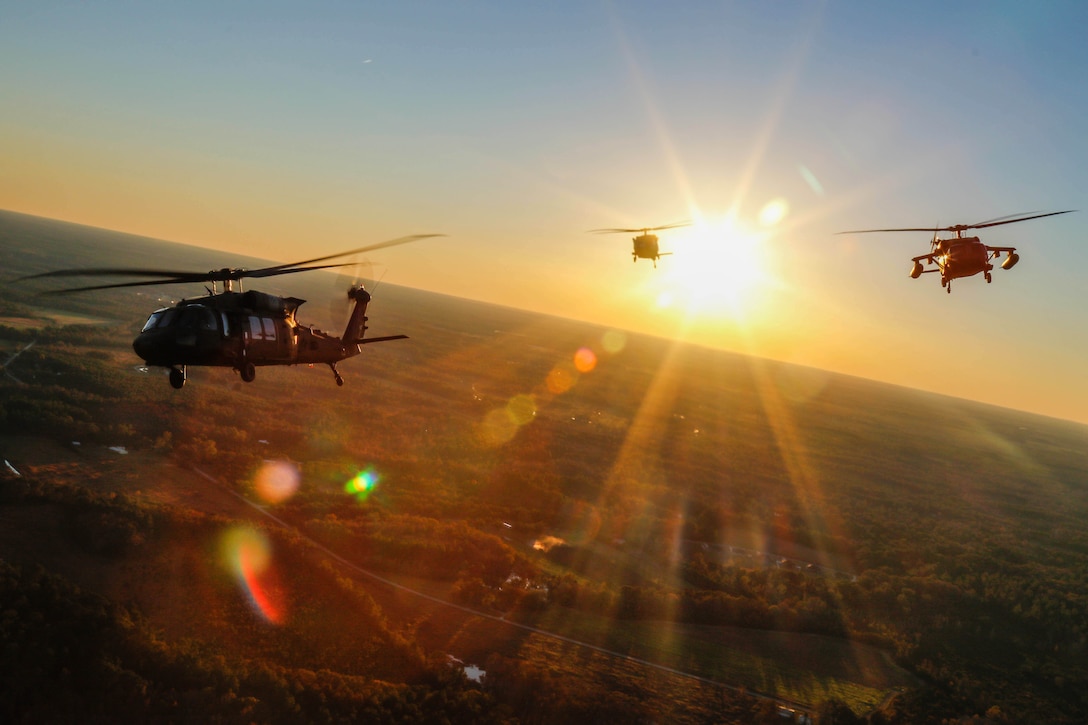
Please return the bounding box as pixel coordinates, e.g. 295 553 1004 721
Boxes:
759 198 789 227
546 362 578 395
479 407 519 446
799 164 824 196
574 347 597 373
220 526 285 624
252 460 300 504
601 330 627 355
345 467 380 502
506 394 537 425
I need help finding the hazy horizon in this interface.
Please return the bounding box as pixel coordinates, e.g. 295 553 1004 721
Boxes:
5 206 1086 429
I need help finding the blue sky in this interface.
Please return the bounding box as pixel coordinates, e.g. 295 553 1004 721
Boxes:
3 1 1088 421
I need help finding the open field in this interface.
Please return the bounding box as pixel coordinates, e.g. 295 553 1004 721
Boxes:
2 210 1088 722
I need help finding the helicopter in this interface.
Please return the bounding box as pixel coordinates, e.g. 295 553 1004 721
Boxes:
589 221 690 267
16 236 441 388
838 210 1075 293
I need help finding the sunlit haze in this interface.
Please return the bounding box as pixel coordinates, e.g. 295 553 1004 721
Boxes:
3 2 1087 421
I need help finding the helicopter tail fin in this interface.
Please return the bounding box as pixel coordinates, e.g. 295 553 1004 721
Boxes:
342 285 372 344
342 285 408 346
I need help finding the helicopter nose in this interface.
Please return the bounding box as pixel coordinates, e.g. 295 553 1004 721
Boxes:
133 332 154 362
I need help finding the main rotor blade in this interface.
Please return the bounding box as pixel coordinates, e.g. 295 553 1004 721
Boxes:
17 235 444 293
970 211 1040 227
839 210 1076 235
836 226 945 234
36 276 215 295
970 209 1076 229
589 221 691 234
16 267 210 282
255 234 444 274
649 221 692 232
34 261 382 294
241 261 378 279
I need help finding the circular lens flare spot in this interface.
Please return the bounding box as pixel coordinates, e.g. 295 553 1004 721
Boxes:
345 467 380 501
759 198 789 227
506 394 537 425
601 330 627 354
546 363 578 395
479 407 519 446
252 460 300 504
656 291 674 309
574 347 597 373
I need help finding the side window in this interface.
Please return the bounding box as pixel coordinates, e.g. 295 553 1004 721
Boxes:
262 317 277 340
249 316 264 338
197 307 217 331
220 313 230 337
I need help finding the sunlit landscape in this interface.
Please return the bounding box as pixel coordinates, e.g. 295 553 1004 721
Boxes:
4 3 1088 723
2 212 1087 723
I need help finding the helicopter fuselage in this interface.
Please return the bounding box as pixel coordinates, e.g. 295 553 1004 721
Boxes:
632 233 673 267
931 237 991 280
133 287 398 387
631 233 661 261
134 290 350 364
909 235 1019 292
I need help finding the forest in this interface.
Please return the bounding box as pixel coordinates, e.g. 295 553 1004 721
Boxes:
2 211 1088 723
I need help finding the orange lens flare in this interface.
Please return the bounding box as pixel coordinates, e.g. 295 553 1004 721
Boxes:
221 526 285 624
574 347 597 373
252 460 300 504
546 362 578 395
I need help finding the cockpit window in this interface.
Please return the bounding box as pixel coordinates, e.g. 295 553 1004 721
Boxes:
140 308 177 332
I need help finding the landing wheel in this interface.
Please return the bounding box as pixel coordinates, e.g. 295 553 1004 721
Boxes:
329 363 344 386
946 284 951 294
985 271 992 283
169 367 186 390
335 374 344 387
240 361 256 382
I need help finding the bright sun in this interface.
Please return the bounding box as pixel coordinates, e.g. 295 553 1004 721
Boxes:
660 214 773 321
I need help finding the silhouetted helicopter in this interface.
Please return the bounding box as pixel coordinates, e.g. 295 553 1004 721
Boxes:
16 236 441 388
589 221 690 267
838 210 1075 293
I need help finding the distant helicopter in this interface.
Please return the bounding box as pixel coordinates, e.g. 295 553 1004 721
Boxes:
838 210 1075 293
589 221 690 267
16 236 441 388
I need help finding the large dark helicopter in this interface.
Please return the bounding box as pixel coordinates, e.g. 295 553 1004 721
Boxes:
838 210 1075 293
16 236 441 388
589 221 690 267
